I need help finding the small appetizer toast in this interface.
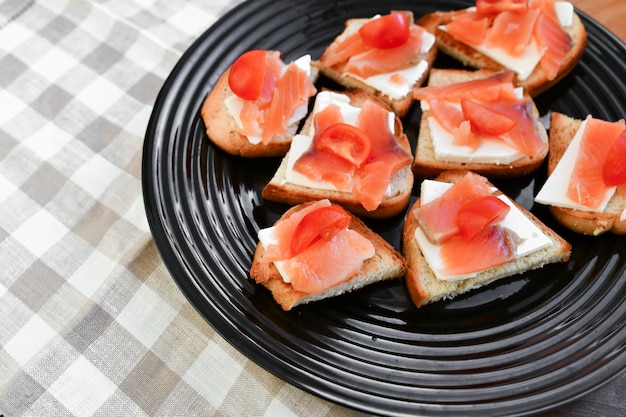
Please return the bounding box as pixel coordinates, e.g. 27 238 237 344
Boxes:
201 50 317 157
315 11 438 117
250 199 406 311
403 170 571 308
412 68 549 178
262 90 414 219
417 0 587 97
535 112 626 235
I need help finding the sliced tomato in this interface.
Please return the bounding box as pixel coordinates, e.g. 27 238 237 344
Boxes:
603 130 626 186
228 50 267 100
476 0 528 15
314 123 371 166
290 205 352 255
359 12 410 49
461 99 516 136
456 195 510 238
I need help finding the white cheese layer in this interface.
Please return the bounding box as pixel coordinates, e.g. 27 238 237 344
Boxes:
415 180 553 281
257 227 294 283
344 16 436 100
535 118 616 211
224 54 313 145
428 117 526 164
283 91 401 198
442 2 574 81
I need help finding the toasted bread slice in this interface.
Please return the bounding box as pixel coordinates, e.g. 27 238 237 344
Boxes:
314 12 438 117
412 68 549 179
201 53 317 158
417 4 587 97
250 201 406 311
262 90 414 219
402 170 571 308
538 112 626 235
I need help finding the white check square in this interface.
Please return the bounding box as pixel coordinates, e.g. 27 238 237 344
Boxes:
31 48 77 83
4 314 57 367
183 341 243 408
71 154 122 199
49 356 116 417
116 284 178 348
12 209 69 257
76 77 125 115
22 122 73 161
68 249 117 298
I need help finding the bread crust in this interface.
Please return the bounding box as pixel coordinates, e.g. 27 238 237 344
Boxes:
402 170 572 308
200 68 306 158
262 90 414 219
544 112 626 235
249 201 406 311
412 68 549 179
315 16 438 117
416 7 587 98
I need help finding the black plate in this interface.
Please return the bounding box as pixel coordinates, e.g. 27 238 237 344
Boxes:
142 1 626 416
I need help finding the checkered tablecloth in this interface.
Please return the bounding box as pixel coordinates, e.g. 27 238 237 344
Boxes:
0 1 624 416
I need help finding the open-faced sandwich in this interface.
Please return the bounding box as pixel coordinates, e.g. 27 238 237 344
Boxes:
201 50 317 157
417 0 587 97
315 11 438 117
412 68 549 178
403 170 571 308
535 112 626 235
250 199 406 311
262 90 414 219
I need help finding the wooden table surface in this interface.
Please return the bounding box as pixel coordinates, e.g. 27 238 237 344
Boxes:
570 0 626 42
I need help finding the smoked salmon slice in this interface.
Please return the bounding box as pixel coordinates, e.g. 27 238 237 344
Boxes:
418 73 545 157
321 11 425 78
353 99 412 211
292 105 357 191
484 9 540 57
452 121 483 150
413 71 517 102
321 30 367 68
261 199 375 294
567 116 626 208
443 0 573 81
261 61 318 143
440 225 515 277
344 26 425 78
428 99 465 132
415 172 494 244
445 12 491 46
480 97 546 157
238 54 316 143
262 200 331 263
533 0 572 81
294 98 411 212
284 228 375 294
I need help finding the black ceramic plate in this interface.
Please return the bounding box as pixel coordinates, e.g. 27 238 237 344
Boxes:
142 1 626 416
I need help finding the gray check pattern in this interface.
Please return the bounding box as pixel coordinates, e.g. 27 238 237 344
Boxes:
0 0 362 415
0 0 624 416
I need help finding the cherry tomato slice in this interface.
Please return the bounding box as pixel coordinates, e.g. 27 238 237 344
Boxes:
603 130 626 186
291 205 352 255
359 12 410 49
456 195 510 238
314 123 371 166
461 99 517 136
228 50 267 100
476 0 528 15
